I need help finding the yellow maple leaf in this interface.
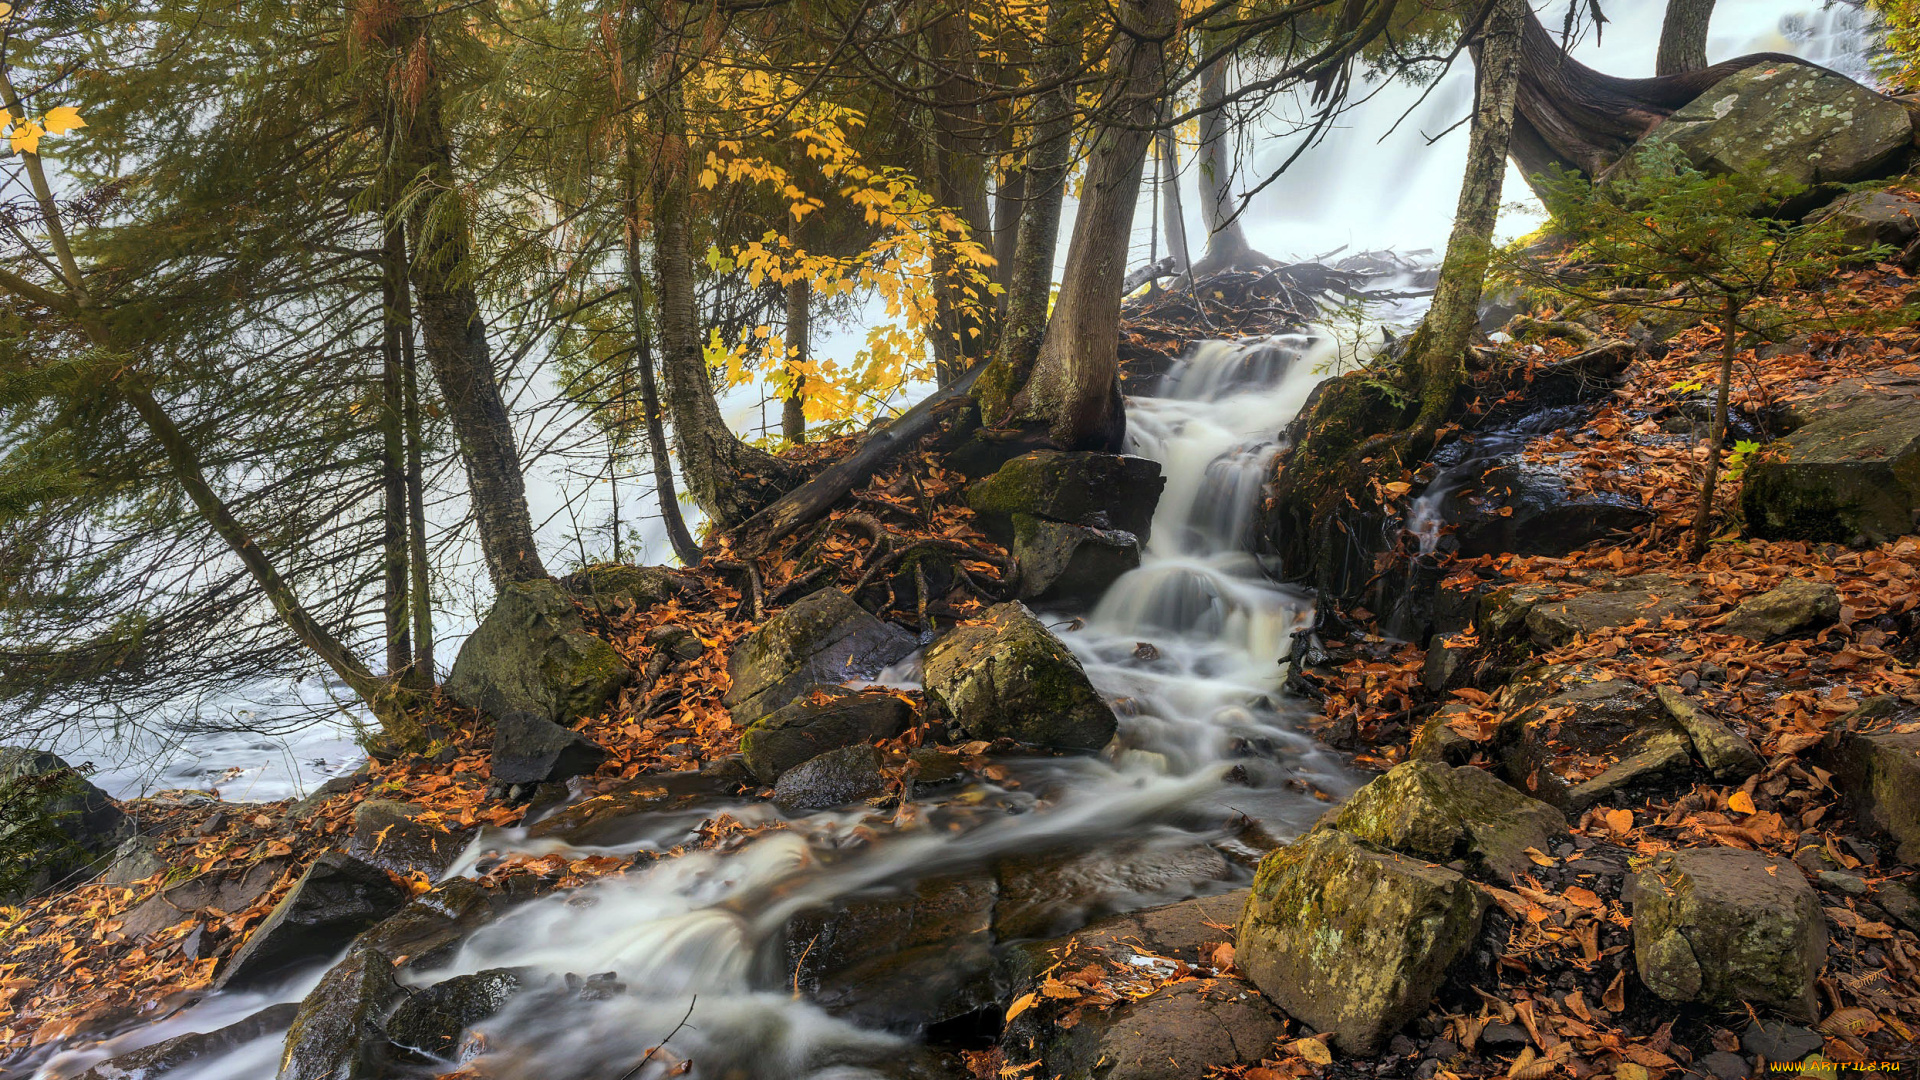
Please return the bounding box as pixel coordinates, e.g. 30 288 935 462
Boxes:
9 119 44 155
1728 790 1756 815
42 106 84 135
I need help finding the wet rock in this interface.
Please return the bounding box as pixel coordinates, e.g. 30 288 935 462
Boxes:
1724 579 1841 641
1012 514 1141 607
1444 462 1655 559
788 871 998 1028
992 840 1233 940
75 1002 298 1080
1524 575 1695 648
287 773 366 822
772 744 888 813
724 588 917 726
100 835 169 886
1021 979 1286 1080
1474 583 1559 642
352 876 507 973
119 858 290 940
1808 189 1920 252
488 710 608 789
0 747 130 899
922 601 1115 751
1742 1019 1826 1062
967 450 1165 546
1329 760 1569 882
740 685 914 784
1631 847 1825 1020
385 968 522 1060
1562 726 1696 814
277 947 406 1080
344 800 469 879
1421 635 1476 694
1655 686 1763 781
1499 664 1688 811
1819 719 1920 863
562 563 699 617
1876 880 1920 933
445 578 631 726
1741 395 1920 545
218 852 408 990
1410 705 1477 767
1237 829 1488 1055
1609 63 1912 192
1480 1023 1528 1048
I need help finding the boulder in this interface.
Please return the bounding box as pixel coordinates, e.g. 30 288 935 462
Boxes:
1499 664 1690 811
385 968 521 1061
967 451 1165 546
1655 686 1764 780
75 1002 298 1080
119 857 290 940
218 852 407 990
1523 575 1695 648
0 747 130 899
1237 829 1488 1055
1723 579 1841 641
1819 722 1920 864
277 947 406 1080
724 588 917 726
1808 189 1920 252
488 710 608 789
772 744 889 813
1741 396 1920 545
1474 582 1560 641
787 871 999 1028
1442 461 1654 559
344 800 469 879
1630 847 1825 1020
1011 514 1141 607
921 602 1115 751
100 835 169 886
1409 705 1477 767
740 685 914 783
1329 760 1569 882
993 840 1233 940
445 578 631 726
562 563 699 617
352 876 509 973
1611 63 1912 192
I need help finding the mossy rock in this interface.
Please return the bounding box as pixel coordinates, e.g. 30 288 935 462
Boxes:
1330 759 1568 882
740 685 914 783
277 947 406 1080
1741 396 1920 545
1011 513 1141 607
1631 847 1825 1020
445 579 631 727
922 602 1115 751
563 563 699 617
1237 829 1487 1056
724 588 917 726
966 451 1164 545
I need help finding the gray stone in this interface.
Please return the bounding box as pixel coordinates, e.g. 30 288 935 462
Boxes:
1237 829 1487 1056
277 948 405 1080
343 800 469 879
218 852 407 990
1499 664 1687 811
351 876 509 973
1445 461 1655 559
787 871 999 1028
100 835 169 886
1742 396 1920 545
1819 723 1920 864
723 589 917 726
1816 870 1869 896
0 747 130 899
1724 579 1841 641
922 601 1115 751
1808 189 1920 252
1329 760 1569 882
445 578 631 726
488 710 608 788
1563 725 1696 813
1409 704 1477 767
385 968 522 1060
119 858 290 940
1475 582 1559 641
1742 1020 1825 1062
1702 1050 1753 1080
1524 575 1696 648
992 840 1233 940
1631 847 1825 1020
772 744 888 813
967 451 1165 546
740 685 913 783
1656 686 1764 781
562 563 699 616
1612 63 1913 191
1012 514 1141 607
76 1003 298 1080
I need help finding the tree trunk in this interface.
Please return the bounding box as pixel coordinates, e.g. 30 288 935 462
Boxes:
1657 0 1716 77
1688 294 1739 560
929 6 994 386
649 69 800 529
977 0 1084 423
1409 0 1526 434
1155 130 1193 274
382 223 436 690
378 243 411 678
1191 50 1269 276
1012 0 1180 451
784 270 809 444
393 31 547 589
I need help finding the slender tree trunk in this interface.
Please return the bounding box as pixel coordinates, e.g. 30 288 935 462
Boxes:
1155 130 1192 274
391 26 547 589
1657 0 1716 77
1688 295 1739 560
1408 0 1526 434
379 253 411 678
385 226 436 690
1012 0 1179 450
1192 50 1266 275
978 0 1084 423
649 66 799 528
624 141 704 566
929 6 994 385
992 159 1024 306
784 271 809 444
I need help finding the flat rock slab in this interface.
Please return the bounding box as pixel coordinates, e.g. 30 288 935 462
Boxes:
1741 395 1920 545
120 858 290 940
217 852 407 990
1524 575 1696 648
724 588 916 727
1631 847 1825 1020
1723 578 1840 641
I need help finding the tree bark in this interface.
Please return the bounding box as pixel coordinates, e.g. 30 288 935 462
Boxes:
1409 0 1526 434
1688 294 1739 560
1190 50 1269 276
380 222 436 689
392 28 547 589
783 270 809 444
929 5 994 386
1657 0 1716 77
378 242 411 678
1012 0 1179 451
1155 130 1193 274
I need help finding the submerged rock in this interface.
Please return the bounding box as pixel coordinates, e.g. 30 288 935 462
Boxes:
740 685 914 784
1237 829 1487 1055
772 744 889 812
218 852 407 990
1011 514 1142 608
787 871 999 1028
967 450 1164 546
1630 847 1825 1020
724 588 917 726
1330 760 1568 882
445 578 631 726
1741 395 1920 545
277 947 406 1080
1723 578 1841 641
922 602 1115 751
992 840 1233 940
386 968 522 1060
76 1003 298 1080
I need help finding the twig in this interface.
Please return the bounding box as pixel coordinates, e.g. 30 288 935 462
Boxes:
619 995 698 1080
